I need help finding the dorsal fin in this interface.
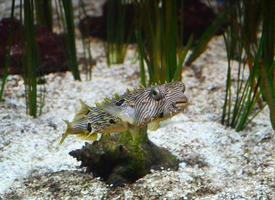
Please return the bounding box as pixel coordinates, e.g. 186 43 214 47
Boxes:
114 92 121 100
73 100 91 121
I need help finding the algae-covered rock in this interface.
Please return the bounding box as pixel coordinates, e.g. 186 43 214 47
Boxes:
70 128 179 186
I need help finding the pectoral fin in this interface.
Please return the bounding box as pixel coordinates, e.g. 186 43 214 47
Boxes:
103 104 136 125
77 133 101 142
148 121 160 131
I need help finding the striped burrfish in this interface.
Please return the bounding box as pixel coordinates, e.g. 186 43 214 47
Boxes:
60 81 188 143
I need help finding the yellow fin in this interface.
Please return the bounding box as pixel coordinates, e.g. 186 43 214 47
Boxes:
77 133 99 141
73 100 91 121
148 121 160 131
59 120 72 144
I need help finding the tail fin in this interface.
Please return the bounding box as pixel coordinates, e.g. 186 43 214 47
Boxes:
59 120 72 144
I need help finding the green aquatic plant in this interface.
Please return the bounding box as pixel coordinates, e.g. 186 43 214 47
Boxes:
54 0 65 31
106 0 129 65
186 9 227 65
61 0 81 80
0 0 15 101
1 0 85 116
259 0 275 129
23 0 39 117
35 0 53 31
221 0 275 130
78 0 95 80
136 0 192 85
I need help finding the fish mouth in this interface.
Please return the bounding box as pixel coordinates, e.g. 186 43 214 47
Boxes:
175 102 187 108
173 97 188 109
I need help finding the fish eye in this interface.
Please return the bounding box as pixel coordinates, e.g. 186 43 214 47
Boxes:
115 98 125 106
109 119 115 124
150 88 162 100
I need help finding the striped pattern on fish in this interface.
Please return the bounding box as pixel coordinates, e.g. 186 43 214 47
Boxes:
60 81 188 144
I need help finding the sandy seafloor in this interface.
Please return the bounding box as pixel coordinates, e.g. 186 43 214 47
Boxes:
0 36 274 200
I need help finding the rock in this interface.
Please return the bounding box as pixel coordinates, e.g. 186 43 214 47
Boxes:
70 128 179 186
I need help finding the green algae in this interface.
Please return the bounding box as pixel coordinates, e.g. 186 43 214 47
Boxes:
70 128 179 186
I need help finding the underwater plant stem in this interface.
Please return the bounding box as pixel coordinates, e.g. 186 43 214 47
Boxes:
259 62 275 129
260 0 275 130
221 34 231 125
106 0 127 65
136 31 147 87
23 0 39 117
221 0 275 131
61 0 81 80
0 0 15 101
137 0 190 85
35 0 53 31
